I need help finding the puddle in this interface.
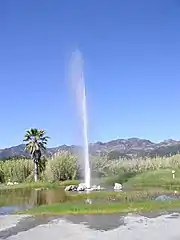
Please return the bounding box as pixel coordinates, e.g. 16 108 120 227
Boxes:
154 194 180 201
62 214 126 231
0 216 52 239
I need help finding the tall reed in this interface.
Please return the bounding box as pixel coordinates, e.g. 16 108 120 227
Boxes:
1 153 180 183
0 159 33 183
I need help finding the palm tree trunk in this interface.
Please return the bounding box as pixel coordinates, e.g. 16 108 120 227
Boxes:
34 161 38 182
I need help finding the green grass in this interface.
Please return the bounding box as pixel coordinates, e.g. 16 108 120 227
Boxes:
0 180 80 190
22 199 180 215
126 169 180 189
1 168 180 191
2 156 180 215
17 188 180 215
101 169 180 189
59 179 80 186
0 182 61 190
66 189 172 202
103 171 137 185
1 168 179 191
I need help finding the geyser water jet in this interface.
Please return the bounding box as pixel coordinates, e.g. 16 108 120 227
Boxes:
70 49 91 189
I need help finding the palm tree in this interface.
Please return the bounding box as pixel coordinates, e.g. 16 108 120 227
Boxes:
23 128 50 182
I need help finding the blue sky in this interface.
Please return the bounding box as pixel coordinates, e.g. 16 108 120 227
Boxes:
0 0 180 148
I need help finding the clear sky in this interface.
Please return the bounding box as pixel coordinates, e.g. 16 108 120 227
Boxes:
0 0 180 148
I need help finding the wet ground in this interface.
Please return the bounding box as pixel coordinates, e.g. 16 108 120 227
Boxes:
1 213 180 239
1 186 179 215
1 187 180 239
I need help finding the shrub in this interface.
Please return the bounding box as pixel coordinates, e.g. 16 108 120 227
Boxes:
1 153 180 183
0 159 33 183
44 151 79 182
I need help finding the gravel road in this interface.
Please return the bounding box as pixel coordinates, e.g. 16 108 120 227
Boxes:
1 213 180 239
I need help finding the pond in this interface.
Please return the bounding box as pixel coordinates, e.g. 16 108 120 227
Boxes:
0 186 179 215
0 187 66 214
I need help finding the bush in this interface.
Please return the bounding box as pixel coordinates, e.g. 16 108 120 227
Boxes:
91 156 110 177
1 153 180 184
104 171 137 185
44 151 79 182
0 159 33 183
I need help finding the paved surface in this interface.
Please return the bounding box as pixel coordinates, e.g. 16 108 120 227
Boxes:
0 215 28 232
1 213 180 239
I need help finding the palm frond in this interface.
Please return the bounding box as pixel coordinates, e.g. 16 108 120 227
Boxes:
23 128 49 156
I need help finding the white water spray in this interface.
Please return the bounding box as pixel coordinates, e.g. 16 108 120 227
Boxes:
70 50 91 189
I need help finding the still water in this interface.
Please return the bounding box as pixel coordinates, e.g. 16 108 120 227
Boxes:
0 188 66 214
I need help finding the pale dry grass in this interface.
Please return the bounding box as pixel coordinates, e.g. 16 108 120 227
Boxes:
1 153 180 183
0 159 33 183
108 155 180 173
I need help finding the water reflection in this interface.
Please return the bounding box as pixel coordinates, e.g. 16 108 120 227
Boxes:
63 214 126 231
0 187 66 212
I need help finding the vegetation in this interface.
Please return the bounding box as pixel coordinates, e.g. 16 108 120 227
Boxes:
0 151 180 215
23 128 50 182
126 169 180 188
19 189 180 215
2 130 180 215
0 181 178 215
45 152 80 181
0 126 179 187
23 200 180 215
0 188 167 207
0 159 33 183
0 181 62 190
1 153 180 187
66 189 172 201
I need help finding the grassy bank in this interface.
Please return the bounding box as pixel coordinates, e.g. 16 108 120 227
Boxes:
103 168 180 190
0 189 173 207
0 168 179 190
1 153 180 191
17 189 180 215
0 180 81 190
126 169 180 189
66 189 173 201
22 200 180 215
0 182 60 190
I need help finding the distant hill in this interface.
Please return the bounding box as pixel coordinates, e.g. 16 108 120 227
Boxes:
1 138 180 160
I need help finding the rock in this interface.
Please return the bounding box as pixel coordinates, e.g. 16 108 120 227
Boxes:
34 188 43 191
64 185 77 191
72 186 78 191
87 185 97 191
114 183 123 190
6 179 19 186
7 182 13 186
65 183 105 192
64 185 72 191
77 187 84 191
88 185 105 191
91 185 98 191
77 183 86 191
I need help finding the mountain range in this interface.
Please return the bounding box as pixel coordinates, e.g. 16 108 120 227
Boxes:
1 138 180 160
